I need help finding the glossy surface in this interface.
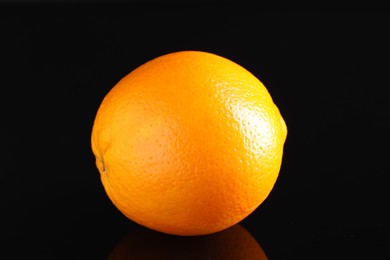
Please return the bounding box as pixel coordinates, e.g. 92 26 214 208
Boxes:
108 224 268 259
91 51 287 235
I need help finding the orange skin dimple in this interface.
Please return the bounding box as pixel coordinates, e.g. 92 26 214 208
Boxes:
91 50 287 236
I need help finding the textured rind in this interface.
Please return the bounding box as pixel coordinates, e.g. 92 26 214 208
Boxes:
91 51 287 236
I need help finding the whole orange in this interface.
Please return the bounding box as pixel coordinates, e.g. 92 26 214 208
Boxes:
91 50 287 236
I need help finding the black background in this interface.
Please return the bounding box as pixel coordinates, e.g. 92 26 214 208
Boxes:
1 2 389 259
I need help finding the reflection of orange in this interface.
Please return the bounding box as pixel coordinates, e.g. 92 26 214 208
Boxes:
108 224 268 260
91 51 287 235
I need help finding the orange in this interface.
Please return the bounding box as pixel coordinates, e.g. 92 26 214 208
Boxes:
91 50 287 236
108 224 268 259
